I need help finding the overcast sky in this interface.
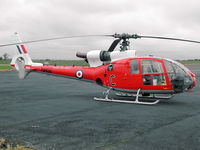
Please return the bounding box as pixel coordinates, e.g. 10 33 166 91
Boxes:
0 0 200 60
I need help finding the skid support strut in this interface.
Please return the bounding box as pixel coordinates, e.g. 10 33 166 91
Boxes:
94 88 160 105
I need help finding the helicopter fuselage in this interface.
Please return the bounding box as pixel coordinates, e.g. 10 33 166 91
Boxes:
25 56 196 95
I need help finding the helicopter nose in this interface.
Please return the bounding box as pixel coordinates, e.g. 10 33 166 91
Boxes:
187 72 196 91
191 72 196 89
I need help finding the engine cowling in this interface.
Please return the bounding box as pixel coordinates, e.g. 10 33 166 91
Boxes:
76 50 136 67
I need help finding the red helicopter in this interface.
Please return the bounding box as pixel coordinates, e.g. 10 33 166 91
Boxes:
1 33 199 105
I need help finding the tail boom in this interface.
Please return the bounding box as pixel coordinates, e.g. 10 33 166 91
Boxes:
29 65 98 82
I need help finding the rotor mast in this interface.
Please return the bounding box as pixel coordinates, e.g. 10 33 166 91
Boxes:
112 33 141 51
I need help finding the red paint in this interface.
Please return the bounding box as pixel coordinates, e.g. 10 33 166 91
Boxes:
28 57 196 93
21 45 28 54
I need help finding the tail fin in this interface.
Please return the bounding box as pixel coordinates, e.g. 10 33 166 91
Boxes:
10 33 43 79
14 32 28 54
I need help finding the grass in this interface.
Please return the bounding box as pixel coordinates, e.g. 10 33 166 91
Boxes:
0 66 13 70
36 59 89 66
0 60 88 71
0 60 12 70
0 138 34 150
177 60 200 65
0 60 11 64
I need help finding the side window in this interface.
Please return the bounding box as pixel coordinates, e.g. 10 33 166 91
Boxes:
143 75 151 85
152 61 164 73
142 60 153 73
130 60 139 74
141 60 163 73
152 75 166 85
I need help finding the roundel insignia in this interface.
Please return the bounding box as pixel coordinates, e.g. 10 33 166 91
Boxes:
75 70 83 79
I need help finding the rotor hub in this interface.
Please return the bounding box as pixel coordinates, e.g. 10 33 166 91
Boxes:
112 33 141 51
113 33 141 39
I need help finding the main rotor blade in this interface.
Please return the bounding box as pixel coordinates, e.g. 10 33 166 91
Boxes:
108 39 121 52
139 35 200 44
0 34 112 48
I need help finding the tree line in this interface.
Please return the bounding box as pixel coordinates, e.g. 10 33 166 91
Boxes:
0 53 9 60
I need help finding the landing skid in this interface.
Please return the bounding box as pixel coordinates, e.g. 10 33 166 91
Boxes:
115 92 174 99
94 88 160 105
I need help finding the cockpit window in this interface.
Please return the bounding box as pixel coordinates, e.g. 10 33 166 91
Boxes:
165 61 175 80
130 59 139 74
164 60 193 92
141 60 163 73
165 60 190 80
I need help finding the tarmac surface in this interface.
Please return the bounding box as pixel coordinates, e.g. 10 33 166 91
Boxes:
0 65 200 150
